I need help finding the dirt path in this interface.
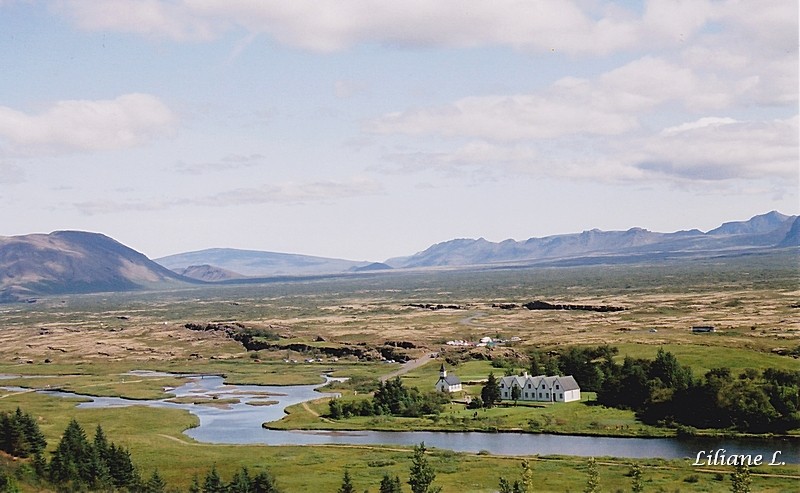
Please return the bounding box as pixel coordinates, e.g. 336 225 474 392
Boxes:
459 311 487 326
380 353 435 382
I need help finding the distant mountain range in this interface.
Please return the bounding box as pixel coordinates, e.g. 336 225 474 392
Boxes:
0 212 797 301
386 211 798 269
155 248 373 278
0 231 192 302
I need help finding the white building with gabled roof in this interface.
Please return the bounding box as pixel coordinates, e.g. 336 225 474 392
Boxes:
499 373 580 403
434 363 462 393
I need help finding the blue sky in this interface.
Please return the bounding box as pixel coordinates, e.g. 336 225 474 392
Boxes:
0 0 797 261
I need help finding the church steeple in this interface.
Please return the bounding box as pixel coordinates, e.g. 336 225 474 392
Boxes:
439 363 447 378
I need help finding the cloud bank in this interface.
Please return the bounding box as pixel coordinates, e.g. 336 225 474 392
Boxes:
55 0 790 55
0 93 175 153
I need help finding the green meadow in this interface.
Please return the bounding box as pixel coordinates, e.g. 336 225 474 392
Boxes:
0 253 798 491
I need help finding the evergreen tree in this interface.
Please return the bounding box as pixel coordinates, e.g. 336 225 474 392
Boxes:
408 442 441 493
93 425 109 458
584 457 600 493
529 352 542 376
510 385 521 406
498 459 533 493
144 469 168 493
48 418 92 485
106 442 138 488
338 469 356 493
0 408 46 458
629 463 644 493
203 464 225 493
188 474 202 493
229 466 252 493
730 463 752 493
32 452 47 478
481 373 501 408
251 470 282 493
379 473 402 493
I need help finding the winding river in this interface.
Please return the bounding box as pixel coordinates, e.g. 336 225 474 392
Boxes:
3 372 798 463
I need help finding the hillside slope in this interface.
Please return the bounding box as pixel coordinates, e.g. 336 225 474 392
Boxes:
0 231 193 302
156 248 371 277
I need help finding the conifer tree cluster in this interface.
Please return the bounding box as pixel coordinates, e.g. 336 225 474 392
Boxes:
189 464 282 493
0 407 47 459
48 420 138 490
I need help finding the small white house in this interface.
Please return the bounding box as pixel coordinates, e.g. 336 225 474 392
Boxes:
499 373 580 403
434 364 462 393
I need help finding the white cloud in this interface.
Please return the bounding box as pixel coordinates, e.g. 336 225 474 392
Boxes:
660 117 738 135
368 55 762 141
74 177 384 215
377 115 798 186
53 0 722 55
55 0 218 41
629 116 799 181
0 94 176 152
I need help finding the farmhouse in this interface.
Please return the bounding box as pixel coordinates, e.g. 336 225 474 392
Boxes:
434 364 462 393
499 373 580 403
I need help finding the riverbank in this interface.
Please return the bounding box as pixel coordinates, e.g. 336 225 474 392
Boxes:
267 394 800 442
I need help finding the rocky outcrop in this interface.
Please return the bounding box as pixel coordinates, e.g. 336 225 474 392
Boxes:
185 322 412 361
404 303 464 310
523 300 626 312
492 303 519 309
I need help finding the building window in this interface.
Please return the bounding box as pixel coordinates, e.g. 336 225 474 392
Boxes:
559 393 563 399
538 393 542 398
555 384 560 389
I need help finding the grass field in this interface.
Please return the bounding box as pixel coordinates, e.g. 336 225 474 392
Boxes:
0 253 798 491
0 391 798 492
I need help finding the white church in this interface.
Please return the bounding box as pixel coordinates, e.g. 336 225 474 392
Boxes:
434 363 462 393
499 373 581 403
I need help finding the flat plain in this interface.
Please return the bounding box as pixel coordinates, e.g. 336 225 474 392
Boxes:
0 249 798 491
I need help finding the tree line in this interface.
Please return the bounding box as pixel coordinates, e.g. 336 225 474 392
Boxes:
329 377 449 419
492 345 799 433
0 409 282 492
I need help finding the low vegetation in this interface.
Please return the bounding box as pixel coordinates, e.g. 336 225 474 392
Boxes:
0 255 797 490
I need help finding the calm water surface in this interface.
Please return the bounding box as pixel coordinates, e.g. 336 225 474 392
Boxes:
3 372 798 463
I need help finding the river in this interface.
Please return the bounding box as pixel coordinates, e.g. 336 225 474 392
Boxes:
3 372 797 463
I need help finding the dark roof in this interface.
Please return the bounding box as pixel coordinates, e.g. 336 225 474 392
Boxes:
438 375 461 385
557 376 580 391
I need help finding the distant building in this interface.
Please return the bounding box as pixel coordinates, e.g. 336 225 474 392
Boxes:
692 325 716 333
434 364 462 393
499 373 580 403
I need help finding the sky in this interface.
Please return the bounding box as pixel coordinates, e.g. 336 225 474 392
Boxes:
0 0 797 262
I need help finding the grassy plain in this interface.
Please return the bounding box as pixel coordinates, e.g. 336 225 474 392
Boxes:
0 250 798 491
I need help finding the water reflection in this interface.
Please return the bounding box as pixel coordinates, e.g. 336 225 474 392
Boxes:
2 373 797 463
